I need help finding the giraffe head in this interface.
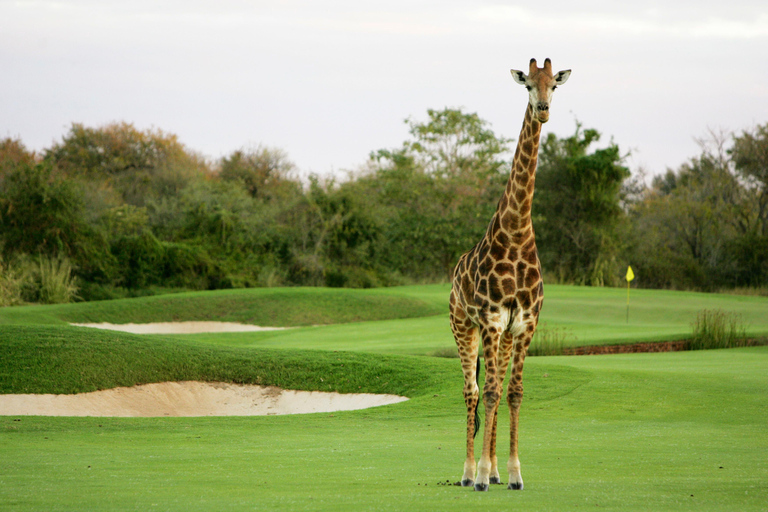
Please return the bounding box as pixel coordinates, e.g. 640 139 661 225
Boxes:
510 58 571 123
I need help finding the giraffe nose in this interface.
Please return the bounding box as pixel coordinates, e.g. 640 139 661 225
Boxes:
537 102 549 112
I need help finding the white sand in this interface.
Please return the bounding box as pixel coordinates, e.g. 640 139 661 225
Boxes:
0 381 409 417
71 321 287 334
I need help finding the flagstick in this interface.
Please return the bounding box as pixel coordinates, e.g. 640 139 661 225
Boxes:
625 265 634 324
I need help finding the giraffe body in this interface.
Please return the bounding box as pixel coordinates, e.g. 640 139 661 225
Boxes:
449 58 570 491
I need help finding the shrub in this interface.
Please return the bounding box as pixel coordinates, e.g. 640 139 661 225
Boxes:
110 232 165 288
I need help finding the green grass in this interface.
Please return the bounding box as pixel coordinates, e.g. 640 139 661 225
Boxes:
2 284 768 510
1 334 766 510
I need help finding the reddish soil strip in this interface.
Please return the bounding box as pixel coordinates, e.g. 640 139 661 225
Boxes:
564 338 767 356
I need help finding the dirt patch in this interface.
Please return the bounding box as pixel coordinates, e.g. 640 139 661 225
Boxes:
0 381 408 417
71 322 287 334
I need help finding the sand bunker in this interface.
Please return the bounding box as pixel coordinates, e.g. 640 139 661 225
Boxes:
0 381 409 417
71 322 286 334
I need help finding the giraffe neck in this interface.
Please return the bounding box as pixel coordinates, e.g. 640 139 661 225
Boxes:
495 104 542 236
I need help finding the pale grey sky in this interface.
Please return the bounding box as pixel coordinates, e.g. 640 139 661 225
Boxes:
2 1 767 178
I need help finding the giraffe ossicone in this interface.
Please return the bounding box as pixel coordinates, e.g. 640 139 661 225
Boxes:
449 58 571 492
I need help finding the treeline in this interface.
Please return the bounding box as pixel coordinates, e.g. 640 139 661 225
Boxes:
1 109 766 304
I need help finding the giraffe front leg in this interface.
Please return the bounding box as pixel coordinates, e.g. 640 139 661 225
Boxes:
488 401 501 485
489 333 514 486
462 384 479 487
507 380 524 490
507 344 528 490
475 329 502 492
474 381 501 492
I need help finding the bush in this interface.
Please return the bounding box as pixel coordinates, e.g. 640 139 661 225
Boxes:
0 162 83 257
161 242 218 288
110 232 165 288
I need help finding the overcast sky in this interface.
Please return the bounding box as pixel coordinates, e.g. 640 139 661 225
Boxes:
2 1 767 180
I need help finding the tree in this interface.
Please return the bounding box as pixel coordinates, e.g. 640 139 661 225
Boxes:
727 124 768 286
365 108 512 279
730 123 768 237
402 108 512 178
45 122 208 205
274 175 383 288
219 145 300 202
534 124 631 285
0 161 115 281
0 138 36 178
629 162 733 289
628 129 768 290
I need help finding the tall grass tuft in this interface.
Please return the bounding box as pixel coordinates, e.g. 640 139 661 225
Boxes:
37 255 80 304
528 324 576 357
689 309 748 350
0 258 26 306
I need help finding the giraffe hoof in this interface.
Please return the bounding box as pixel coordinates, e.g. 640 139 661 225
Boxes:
474 482 489 492
489 476 501 485
460 478 474 487
507 481 524 490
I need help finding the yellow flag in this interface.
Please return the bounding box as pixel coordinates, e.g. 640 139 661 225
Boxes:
625 266 634 323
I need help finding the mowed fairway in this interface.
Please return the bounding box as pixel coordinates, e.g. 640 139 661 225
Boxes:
1 285 768 511
173 284 768 354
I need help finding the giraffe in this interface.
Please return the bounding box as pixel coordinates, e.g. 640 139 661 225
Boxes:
449 58 570 491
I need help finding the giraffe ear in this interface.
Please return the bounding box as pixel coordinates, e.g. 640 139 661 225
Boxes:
510 69 527 85
554 69 571 85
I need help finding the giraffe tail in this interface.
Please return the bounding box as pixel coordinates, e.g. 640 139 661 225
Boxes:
473 354 481 438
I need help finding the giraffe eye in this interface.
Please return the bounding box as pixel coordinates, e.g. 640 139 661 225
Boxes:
525 85 532 91
552 86 557 90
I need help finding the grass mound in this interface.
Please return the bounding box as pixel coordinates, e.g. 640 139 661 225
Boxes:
0 325 449 397
0 287 444 327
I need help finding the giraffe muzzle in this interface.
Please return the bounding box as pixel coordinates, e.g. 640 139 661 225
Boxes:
536 104 550 123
